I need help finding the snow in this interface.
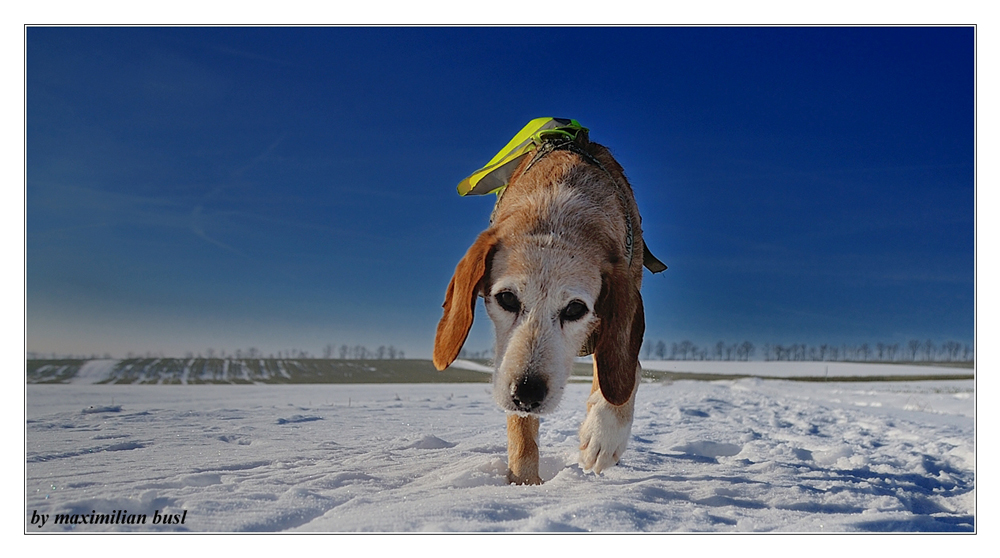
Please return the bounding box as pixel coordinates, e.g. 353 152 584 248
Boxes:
25 364 974 532
640 360 972 378
448 359 495 373
69 359 119 385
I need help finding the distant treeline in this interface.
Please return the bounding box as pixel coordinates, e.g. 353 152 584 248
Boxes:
460 339 973 363
27 344 406 361
27 339 973 364
641 339 974 363
458 348 494 360
320 344 406 360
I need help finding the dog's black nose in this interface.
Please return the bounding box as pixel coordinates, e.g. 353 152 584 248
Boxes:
511 375 548 412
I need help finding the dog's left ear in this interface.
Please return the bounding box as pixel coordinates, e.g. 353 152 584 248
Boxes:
593 265 645 406
433 230 498 370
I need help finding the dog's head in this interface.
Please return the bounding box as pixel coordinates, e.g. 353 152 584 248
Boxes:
433 224 644 414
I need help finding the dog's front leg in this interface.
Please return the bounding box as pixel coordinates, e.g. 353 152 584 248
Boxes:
506 414 542 485
579 360 640 474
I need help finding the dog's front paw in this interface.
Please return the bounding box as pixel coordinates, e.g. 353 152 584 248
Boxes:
579 391 633 474
507 469 543 485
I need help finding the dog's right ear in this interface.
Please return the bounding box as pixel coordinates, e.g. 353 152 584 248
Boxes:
433 230 498 370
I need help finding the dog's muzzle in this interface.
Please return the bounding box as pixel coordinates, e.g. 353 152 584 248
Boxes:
510 374 548 413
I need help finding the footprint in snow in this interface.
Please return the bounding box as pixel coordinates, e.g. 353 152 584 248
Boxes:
671 441 744 458
404 435 456 450
82 405 122 414
276 415 323 425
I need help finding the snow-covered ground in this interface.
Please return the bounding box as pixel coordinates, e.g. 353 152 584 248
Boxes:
69 359 120 385
640 360 972 379
25 363 974 532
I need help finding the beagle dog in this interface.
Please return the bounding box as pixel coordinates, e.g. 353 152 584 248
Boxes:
433 127 661 484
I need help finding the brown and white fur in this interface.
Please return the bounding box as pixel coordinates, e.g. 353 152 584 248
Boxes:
433 140 646 485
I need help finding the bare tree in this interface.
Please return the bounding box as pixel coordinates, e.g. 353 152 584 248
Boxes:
772 344 784 361
679 341 696 360
859 343 871 362
942 341 961 362
922 339 935 362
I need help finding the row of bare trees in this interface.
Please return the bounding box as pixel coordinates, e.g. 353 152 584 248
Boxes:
642 340 756 361
187 345 408 360
762 340 973 362
29 338 973 363
322 344 406 360
27 352 115 360
190 345 408 360
29 345 408 361
180 348 314 360
641 339 974 362
458 348 495 360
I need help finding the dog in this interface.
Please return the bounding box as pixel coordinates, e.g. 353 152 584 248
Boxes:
433 122 663 484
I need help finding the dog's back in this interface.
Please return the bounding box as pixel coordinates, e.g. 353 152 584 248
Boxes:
491 142 646 292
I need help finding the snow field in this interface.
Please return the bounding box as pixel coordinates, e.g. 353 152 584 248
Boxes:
25 375 974 532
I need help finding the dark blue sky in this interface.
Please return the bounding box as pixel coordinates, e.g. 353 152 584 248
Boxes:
26 27 975 358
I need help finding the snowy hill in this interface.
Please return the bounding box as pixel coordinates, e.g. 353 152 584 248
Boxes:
26 358 492 385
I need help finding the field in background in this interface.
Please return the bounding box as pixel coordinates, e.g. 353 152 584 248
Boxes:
25 358 491 384
26 358 973 385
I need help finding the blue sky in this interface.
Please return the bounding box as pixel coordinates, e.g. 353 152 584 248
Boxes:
26 27 974 359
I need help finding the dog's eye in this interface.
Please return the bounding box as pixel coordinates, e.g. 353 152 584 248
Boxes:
561 300 588 322
495 291 521 313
